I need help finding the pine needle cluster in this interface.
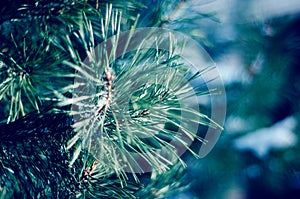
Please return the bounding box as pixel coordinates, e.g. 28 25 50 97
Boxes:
0 0 224 198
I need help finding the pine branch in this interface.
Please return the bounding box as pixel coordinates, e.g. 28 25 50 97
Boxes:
52 8 222 186
0 0 224 198
0 111 141 199
136 162 190 199
0 111 76 198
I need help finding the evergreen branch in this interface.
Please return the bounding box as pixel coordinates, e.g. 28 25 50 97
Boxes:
0 1 223 198
0 111 141 198
0 112 77 198
0 34 73 123
136 162 190 199
52 10 222 187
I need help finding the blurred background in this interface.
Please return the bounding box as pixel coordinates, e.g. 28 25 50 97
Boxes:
166 0 300 198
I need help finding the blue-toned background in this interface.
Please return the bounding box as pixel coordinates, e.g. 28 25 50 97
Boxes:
175 0 300 198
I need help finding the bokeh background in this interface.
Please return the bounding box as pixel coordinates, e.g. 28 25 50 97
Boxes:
169 0 300 198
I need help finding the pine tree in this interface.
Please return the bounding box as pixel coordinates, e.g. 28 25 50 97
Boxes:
0 0 225 198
